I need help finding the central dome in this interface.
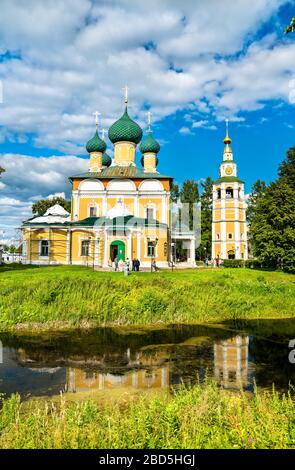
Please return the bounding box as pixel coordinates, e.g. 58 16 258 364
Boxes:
108 107 143 145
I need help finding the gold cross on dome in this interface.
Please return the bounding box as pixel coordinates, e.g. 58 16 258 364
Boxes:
147 111 152 131
93 111 100 129
123 85 128 104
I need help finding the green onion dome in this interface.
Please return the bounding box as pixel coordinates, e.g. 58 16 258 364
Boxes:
108 106 143 144
139 131 160 154
102 152 112 167
86 130 107 153
140 155 159 167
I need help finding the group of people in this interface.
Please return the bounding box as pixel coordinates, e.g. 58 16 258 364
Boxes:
131 258 140 271
204 258 222 267
110 257 140 273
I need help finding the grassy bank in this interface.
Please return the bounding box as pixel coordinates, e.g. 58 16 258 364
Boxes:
0 266 294 329
0 382 294 449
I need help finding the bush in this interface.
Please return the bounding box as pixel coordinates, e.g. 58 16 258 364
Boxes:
222 259 245 268
244 260 263 269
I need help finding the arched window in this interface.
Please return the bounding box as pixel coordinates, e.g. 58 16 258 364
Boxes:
217 189 221 199
226 187 233 199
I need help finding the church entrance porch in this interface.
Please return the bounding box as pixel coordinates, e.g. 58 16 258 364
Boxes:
110 240 125 262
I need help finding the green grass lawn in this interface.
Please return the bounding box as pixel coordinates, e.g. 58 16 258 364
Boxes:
0 382 294 449
0 265 294 329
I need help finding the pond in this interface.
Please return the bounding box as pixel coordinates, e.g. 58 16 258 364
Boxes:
0 319 294 400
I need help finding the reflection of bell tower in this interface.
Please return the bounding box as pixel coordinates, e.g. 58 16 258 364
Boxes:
212 121 248 260
214 336 249 389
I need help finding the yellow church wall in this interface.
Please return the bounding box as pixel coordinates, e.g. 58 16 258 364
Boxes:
226 222 235 235
213 243 221 257
214 222 221 234
114 142 136 165
140 227 168 262
214 209 221 221
139 198 162 220
225 210 235 220
22 228 68 263
71 229 95 263
78 198 103 219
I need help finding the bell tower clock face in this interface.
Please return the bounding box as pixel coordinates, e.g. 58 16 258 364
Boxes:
225 166 233 175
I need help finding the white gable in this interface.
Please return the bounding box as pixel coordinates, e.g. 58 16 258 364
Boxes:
139 180 164 191
107 179 136 191
78 179 104 191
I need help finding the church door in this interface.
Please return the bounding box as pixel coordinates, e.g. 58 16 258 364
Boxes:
228 250 235 260
110 240 125 262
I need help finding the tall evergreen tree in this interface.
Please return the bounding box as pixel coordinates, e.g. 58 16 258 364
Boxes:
250 147 295 272
246 179 266 224
197 177 213 260
171 182 180 203
180 179 199 231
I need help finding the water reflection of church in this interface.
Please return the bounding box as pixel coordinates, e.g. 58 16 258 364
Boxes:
63 335 250 394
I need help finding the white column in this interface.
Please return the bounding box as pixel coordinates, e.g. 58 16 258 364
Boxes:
103 229 108 267
137 230 142 262
134 192 139 217
190 238 196 266
66 229 70 264
102 190 107 216
73 192 79 221
128 230 132 260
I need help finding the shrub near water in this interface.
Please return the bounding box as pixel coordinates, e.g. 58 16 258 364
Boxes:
0 266 294 326
0 383 294 449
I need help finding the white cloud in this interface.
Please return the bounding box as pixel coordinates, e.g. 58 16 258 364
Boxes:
179 126 193 135
0 153 87 241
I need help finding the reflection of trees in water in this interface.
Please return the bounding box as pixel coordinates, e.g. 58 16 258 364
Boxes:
249 337 295 389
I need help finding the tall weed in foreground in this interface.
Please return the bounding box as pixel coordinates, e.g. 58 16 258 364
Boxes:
0 383 294 449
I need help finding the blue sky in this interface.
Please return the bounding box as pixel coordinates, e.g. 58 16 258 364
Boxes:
0 0 295 242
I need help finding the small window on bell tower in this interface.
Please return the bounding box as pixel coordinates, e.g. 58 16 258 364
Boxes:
226 187 233 199
217 189 221 199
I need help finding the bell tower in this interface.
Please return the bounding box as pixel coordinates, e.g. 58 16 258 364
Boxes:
212 121 248 261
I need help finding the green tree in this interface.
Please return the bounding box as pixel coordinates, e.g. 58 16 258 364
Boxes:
250 147 295 272
32 197 71 216
171 182 180 203
0 166 5 176
246 179 267 224
180 179 199 231
197 177 213 260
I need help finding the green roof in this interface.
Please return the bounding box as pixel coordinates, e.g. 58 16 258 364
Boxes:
69 165 172 180
23 215 168 229
108 106 142 144
214 176 244 184
86 130 106 153
140 131 160 154
71 215 167 229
